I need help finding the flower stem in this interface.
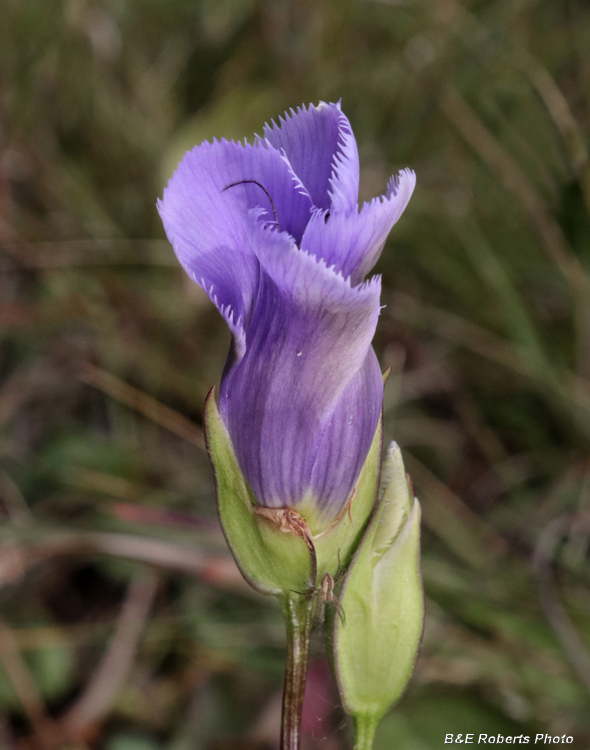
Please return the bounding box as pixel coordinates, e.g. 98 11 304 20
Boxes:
353 712 379 750
279 594 315 750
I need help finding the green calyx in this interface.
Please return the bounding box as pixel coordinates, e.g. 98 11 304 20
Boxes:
332 441 424 726
203 388 313 595
203 388 383 597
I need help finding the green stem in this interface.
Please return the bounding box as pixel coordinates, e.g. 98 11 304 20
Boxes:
353 713 379 750
279 594 315 750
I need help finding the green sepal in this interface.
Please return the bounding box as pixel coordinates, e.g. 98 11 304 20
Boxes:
203 388 314 596
332 442 424 723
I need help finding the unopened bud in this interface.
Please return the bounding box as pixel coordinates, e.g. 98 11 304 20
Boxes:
331 442 424 740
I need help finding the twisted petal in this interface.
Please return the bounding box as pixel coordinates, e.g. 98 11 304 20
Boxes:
157 139 314 356
310 348 383 518
219 224 381 512
263 102 359 213
301 169 416 285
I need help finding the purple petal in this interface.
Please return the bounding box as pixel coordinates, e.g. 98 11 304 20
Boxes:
157 139 314 356
301 169 416 285
310 348 383 520
263 102 359 213
219 223 381 515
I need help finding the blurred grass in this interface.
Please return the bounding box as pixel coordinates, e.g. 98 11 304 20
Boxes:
1 0 590 748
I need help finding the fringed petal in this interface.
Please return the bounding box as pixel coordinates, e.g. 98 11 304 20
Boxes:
301 169 416 284
263 101 359 213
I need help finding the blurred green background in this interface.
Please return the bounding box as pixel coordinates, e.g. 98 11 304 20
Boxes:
1 0 590 748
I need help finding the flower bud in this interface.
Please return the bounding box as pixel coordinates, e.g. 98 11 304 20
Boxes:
331 442 424 738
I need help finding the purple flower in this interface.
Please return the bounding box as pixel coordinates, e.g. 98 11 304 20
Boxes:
158 102 415 528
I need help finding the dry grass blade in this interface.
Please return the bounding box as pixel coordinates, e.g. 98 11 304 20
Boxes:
440 87 585 296
15 532 208 577
62 570 159 735
0 472 33 526
441 80 590 384
389 291 590 430
0 367 39 429
0 619 61 750
533 513 590 695
77 361 206 450
388 291 531 376
439 0 590 215
406 453 508 570
0 530 247 592
519 57 590 209
1 239 175 268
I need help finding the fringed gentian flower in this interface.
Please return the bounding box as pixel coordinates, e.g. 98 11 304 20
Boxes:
159 102 419 750
158 102 415 531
